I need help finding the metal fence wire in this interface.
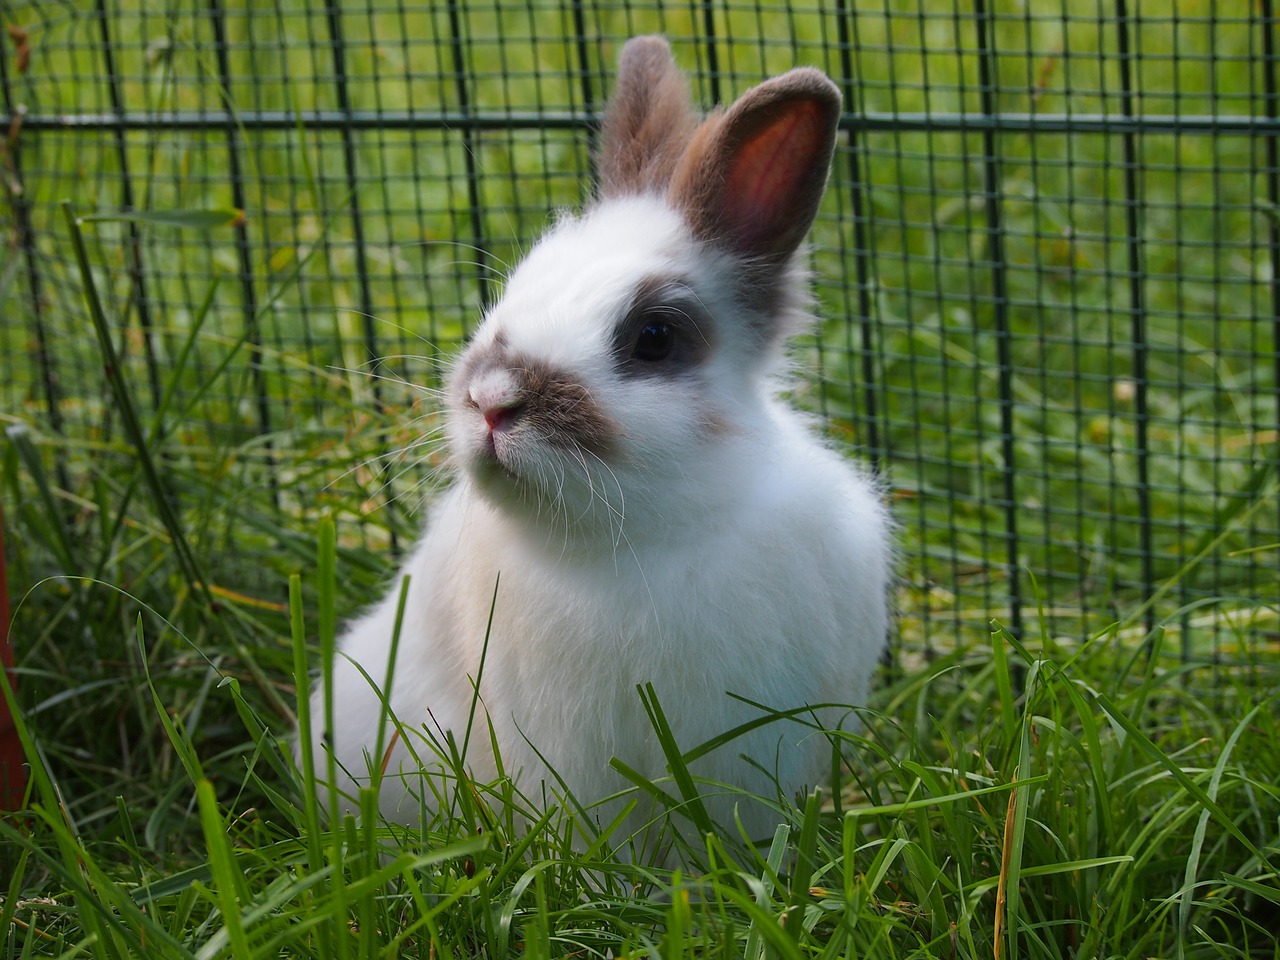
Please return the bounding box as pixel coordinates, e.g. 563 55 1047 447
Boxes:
2 0 1277 663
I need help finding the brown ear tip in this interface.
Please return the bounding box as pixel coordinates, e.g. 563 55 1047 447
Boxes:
621 34 670 51
777 67 843 112
619 34 673 65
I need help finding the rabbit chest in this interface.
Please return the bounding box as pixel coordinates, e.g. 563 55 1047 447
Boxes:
427 468 883 824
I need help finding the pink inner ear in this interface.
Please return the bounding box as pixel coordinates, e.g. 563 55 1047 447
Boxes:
722 99 828 250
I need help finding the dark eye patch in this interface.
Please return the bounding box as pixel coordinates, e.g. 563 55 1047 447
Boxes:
631 314 676 362
613 276 714 376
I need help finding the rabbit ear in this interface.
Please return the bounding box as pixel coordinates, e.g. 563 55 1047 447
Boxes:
669 68 841 268
598 36 699 197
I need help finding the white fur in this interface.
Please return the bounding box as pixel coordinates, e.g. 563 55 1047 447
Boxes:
302 111 891 853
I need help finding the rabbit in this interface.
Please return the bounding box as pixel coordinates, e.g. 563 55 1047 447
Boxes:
300 35 891 853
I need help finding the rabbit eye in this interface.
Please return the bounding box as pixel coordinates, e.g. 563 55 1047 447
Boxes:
631 320 675 362
613 277 713 375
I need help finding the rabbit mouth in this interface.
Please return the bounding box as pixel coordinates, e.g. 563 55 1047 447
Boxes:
465 421 628 528
469 428 523 484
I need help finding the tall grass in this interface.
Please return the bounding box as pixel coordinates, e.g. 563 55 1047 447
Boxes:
2 537 1276 956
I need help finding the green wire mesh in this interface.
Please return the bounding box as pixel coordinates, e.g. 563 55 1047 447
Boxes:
2 1 1277 662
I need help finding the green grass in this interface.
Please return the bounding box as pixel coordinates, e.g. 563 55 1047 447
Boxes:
2 1 1280 956
2 539 1277 957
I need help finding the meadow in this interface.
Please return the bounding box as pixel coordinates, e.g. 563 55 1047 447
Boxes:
1 0 1277 956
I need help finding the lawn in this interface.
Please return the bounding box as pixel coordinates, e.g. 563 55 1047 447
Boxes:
1 0 1278 956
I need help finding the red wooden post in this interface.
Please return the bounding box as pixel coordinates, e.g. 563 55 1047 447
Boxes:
0 499 26 809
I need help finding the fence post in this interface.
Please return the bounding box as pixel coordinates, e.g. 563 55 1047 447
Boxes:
833 0 884 470
323 3 402 552
94 0 164 417
1259 0 1280 623
445 1 495 314
0 500 25 810
0 25 70 495
1114 0 1156 639
974 0 1023 643
205 0 279 508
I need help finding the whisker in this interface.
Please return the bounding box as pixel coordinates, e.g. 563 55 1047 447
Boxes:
332 308 459 351
323 428 449 495
396 238 516 278
581 446 628 555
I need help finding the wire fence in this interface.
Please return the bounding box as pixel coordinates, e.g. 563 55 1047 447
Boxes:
2 0 1277 663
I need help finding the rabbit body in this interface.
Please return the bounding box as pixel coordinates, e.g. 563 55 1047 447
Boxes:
305 38 891 845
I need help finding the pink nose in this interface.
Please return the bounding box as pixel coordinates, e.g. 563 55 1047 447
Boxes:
483 403 521 433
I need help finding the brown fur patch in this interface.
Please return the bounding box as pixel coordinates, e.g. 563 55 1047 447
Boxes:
701 410 736 438
515 358 622 455
599 36 700 198
454 344 622 458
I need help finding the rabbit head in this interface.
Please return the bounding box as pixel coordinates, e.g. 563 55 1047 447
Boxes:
445 36 842 550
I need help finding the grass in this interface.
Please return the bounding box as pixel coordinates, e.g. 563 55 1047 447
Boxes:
3 0 1280 956
2 542 1277 957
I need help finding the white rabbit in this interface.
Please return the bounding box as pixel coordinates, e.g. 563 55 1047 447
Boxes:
302 35 891 851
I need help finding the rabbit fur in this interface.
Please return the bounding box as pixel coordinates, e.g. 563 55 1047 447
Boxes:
302 35 891 849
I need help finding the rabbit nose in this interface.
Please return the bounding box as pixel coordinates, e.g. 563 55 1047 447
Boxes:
467 368 523 432
482 401 523 433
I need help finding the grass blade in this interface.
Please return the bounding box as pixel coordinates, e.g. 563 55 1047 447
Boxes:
61 202 214 613
637 683 714 838
194 778 253 959
1176 697 1272 956
80 208 245 230
1093 688 1273 868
